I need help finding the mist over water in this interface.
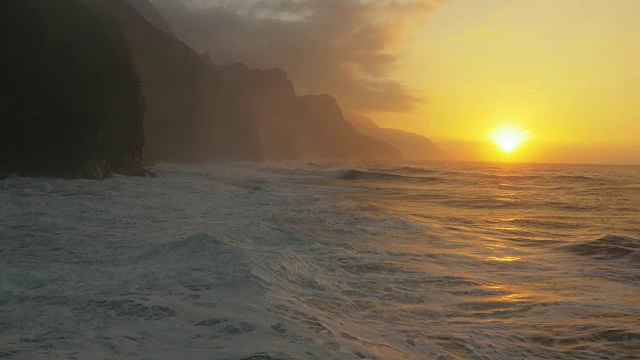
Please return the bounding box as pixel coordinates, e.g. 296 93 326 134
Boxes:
1 162 639 359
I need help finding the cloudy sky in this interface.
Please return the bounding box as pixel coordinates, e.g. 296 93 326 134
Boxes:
149 0 639 164
150 0 442 114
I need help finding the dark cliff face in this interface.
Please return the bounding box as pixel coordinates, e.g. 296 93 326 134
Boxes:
86 0 398 164
0 0 401 175
0 0 145 179
97 0 263 163
125 0 175 36
219 64 401 161
218 63 301 160
296 95 402 161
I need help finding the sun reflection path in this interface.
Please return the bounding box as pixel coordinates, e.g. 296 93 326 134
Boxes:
487 256 522 262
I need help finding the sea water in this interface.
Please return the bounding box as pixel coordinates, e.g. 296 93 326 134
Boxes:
1 162 638 359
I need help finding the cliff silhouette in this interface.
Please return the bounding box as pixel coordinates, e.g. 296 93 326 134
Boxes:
296 95 401 160
112 0 400 162
348 114 448 161
0 0 145 179
125 0 174 36
96 0 264 163
1 0 414 179
218 64 400 161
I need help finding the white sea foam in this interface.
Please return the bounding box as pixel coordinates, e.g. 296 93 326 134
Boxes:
1 162 639 359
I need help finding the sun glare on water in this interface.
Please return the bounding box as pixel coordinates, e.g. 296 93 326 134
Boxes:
490 125 529 153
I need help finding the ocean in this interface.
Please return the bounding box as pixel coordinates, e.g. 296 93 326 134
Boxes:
1 162 638 359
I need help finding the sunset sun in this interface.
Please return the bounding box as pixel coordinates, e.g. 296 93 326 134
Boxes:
490 125 529 153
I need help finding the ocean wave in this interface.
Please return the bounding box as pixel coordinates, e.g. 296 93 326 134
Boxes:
134 233 227 260
122 233 266 290
261 165 354 179
561 235 640 262
526 327 640 357
554 175 599 181
260 164 442 182
367 166 437 175
341 169 439 182
479 173 603 183
3 162 639 359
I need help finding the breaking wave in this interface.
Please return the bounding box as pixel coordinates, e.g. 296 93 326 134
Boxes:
1 161 638 359
561 235 640 262
341 169 423 181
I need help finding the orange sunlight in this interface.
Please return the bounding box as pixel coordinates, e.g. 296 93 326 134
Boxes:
490 124 529 154
370 0 640 165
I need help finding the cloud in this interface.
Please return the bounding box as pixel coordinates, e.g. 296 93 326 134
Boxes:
149 0 444 112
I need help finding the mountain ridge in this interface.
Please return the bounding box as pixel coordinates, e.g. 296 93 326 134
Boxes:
124 0 174 35
348 113 448 161
105 0 402 163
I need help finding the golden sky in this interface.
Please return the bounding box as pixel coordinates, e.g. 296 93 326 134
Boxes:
373 0 640 164
157 0 638 164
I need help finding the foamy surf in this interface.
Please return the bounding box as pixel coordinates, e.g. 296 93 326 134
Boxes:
1 162 639 359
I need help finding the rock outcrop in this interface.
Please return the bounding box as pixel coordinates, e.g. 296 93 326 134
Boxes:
0 0 145 179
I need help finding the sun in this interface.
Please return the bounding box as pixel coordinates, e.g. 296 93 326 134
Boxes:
490 125 529 153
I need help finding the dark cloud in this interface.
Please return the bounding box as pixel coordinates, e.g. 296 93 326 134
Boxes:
149 0 443 112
